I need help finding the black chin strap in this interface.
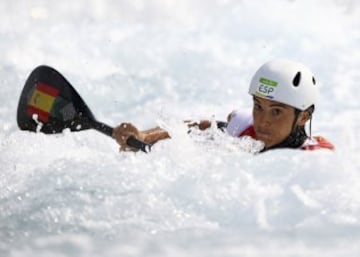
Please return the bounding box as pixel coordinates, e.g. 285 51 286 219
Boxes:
263 125 308 151
261 107 314 152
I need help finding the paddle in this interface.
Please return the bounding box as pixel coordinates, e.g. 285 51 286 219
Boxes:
17 65 152 153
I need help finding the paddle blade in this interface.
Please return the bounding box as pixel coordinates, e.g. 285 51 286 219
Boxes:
17 65 152 153
17 65 95 134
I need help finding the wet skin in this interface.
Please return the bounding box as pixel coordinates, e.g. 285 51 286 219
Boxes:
252 96 309 148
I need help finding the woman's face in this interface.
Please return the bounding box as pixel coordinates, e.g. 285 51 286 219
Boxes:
252 96 308 148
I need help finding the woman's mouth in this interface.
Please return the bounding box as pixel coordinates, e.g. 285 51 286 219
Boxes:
255 129 272 141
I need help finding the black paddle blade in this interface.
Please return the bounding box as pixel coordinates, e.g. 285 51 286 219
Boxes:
17 65 152 153
17 65 96 134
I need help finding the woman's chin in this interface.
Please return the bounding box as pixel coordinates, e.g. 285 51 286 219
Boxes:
262 140 275 149
256 137 272 148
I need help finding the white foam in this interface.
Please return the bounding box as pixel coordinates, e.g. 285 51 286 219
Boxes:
1 1 359 256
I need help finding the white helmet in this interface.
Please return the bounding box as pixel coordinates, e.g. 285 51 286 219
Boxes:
248 59 318 111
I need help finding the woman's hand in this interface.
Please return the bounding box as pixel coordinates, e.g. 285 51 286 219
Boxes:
185 120 211 130
113 123 145 152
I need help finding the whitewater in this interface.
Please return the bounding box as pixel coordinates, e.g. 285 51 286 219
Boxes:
1 0 360 256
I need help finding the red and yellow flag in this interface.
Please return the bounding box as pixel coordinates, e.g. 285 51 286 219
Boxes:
27 83 60 122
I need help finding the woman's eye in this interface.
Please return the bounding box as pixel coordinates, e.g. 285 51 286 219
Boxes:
272 109 281 115
254 103 261 110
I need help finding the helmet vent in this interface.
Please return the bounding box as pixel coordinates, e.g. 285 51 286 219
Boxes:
292 72 301 87
312 76 316 85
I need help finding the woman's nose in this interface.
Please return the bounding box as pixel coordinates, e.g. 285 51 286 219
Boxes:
257 112 271 127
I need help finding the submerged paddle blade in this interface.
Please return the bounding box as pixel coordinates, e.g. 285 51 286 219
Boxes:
17 65 96 134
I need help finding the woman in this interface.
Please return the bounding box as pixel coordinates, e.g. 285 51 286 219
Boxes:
113 59 334 152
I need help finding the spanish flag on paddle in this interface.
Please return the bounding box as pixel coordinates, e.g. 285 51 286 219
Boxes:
27 82 60 122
